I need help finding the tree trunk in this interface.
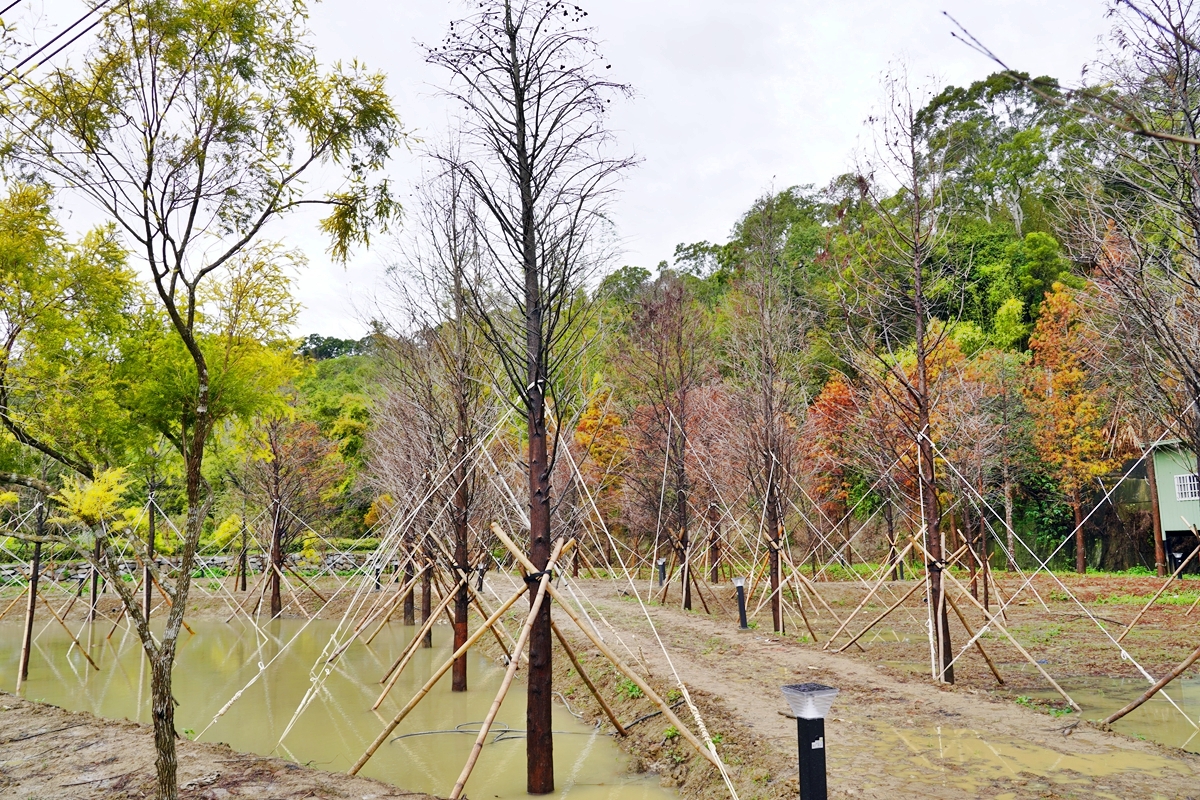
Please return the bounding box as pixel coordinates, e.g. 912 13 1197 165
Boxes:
526 396 554 794
767 493 782 633
1073 489 1086 574
18 538 41 684
708 506 721 583
269 504 283 619
452 458 470 691
403 558 415 625
421 559 433 648
1004 475 1016 571
89 538 100 622
146 496 156 622
150 653 178 800
1147 451 1166 578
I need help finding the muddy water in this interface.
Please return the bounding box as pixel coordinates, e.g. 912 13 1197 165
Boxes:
1030 675 1200 752
862 723 1191 800
0 617 675 800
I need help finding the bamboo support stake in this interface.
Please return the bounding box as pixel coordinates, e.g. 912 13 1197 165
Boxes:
824 541 915 649
489 522 722 770
149 572 195 635
835 544 969 654
552 619 626 736
447 540 568 800
349 544 576 776
0 584 28 622
361 569 427 647
39 594 99 670
940 568 1080 711
1103 641 1200 727
944 590 1004 685
224 568 269 623
284 563 328 603
1118 542 1200 641
835 580 925 653
374 577 465 709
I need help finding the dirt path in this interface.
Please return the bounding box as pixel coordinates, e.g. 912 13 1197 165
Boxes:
553 582 1200 800
0 692 434 800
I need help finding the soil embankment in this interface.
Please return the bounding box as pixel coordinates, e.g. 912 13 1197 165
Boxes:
0 691 434 799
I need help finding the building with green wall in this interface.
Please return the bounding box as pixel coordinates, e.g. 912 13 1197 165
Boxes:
1151 441 1200 560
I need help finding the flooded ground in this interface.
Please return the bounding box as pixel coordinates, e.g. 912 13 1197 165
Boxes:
0 617 675 800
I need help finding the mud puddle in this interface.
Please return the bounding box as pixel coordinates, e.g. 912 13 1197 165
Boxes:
0 617 674 800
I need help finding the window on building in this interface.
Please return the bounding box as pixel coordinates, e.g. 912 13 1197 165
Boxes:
1176 473 1200 502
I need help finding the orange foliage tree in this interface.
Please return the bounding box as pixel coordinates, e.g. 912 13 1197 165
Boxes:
1026 284 1114 573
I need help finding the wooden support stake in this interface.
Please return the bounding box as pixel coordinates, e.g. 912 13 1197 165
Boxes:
940 568 1079 711
284 563 328 604
39 594 99 670
489 522 721 770
448 540 568 800
824 541 915 649
374 576 465 709
552 619 626 736
835 580 924 653
348 545 575 776
944 589 1004 685
149 573 195 635
1103 641 1200 727
360 569 426 648
1118 542 1200 642
0 584 29 622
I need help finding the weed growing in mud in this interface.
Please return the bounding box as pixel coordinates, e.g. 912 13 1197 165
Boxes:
666 689 682 702
1015 695 1075 717
709 732 723 744
616 679 644 700
663 725 679 740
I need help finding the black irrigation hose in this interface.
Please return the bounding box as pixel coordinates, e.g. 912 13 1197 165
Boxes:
621 698 686 731
390 721 597 745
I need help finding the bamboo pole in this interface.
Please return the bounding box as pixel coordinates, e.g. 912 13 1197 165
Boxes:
489 522 722 770
551 619 626 736
835 580 925 653
944 590 1004 685
448 540 567 800
224 567 269 624
284 563 328 604
361 569 426 647
940 567 1080 711
824 541 915 649
1103 641 1200 726
348 547 575 775
39 594 99 670
373 576 465 709
1117 542 1200 642
0 584 28 622
149 572 195 635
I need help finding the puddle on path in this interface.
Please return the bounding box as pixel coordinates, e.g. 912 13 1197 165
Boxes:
860 723 1191 799
0 618 674 800
1028 675 1200 753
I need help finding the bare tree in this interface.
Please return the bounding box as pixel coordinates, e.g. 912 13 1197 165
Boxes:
243 409 345 618
1072 1 1200 487
425 2 634 791
725 192 810 633
621 273 711 609
372 161 496 691
842 68 962 683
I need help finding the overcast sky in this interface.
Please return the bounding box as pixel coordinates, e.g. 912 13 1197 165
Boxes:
27 1 1114 338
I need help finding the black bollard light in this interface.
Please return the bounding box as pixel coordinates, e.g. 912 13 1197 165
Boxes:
781 683 839 800
733 576 749 629
657 558 667 587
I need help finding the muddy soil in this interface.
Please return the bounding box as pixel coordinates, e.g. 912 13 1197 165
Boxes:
547 574 1200 800
0 691 432 799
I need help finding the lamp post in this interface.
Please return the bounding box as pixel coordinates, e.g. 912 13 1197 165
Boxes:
657 557 667 588
733 576 749 629
781 683 839 800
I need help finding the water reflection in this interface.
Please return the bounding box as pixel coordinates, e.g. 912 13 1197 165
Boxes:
0 617 674 800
